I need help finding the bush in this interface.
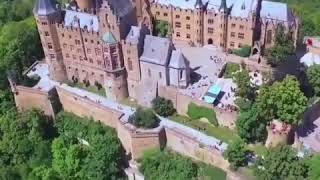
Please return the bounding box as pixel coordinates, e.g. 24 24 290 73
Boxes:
129 107 160 128
187 103 218 126
223 63 240 78
140 149 197 180
154 20 169 37
233 45 251 57
151 97 175 117
224 139 249 170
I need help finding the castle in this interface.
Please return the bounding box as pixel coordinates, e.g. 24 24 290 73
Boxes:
33 0 298 104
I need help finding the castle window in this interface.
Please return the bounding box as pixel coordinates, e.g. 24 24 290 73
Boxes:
49 54 55 59
238 43 242 48
91 40 94 43
75 39 81 45
175 22 181 28
238 33 244 39
208 19 214 24
80 56 83 61
180 70 184 80
231 24 236 28
70 45 74 51
148 69 151 77
230 41 235 47
231 32 235 37
164 13 168 17
47 43 53 49
44 31 50 36
186 24 190 29
66 53 70 58
186 34 191 39
69 35 72 39
186 16 190 20
267 30 273 44
128 59 133 71
208 28 214 34
41 22 47 25
176 32 180 37
159 72 162 79
176 15 180 19
87 48 91 54
95 48 101 56
62 33 64 37
156 11 160 16
63 43 67 48
97 41 100 45
239 25 244 30
85 38 88 42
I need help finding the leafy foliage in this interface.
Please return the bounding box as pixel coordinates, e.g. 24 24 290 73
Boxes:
232 45 251 57
308 155 320 180
151 97 175 117
306 64 320 96
254 144 309 180
223 63 240 78
139 149 198 180
154 20 169 37
265 27 295 65
224 139 249 170
129 107 160 128
256 76 307 124
236 104 267 143
187 103 218 126
234 70 255 100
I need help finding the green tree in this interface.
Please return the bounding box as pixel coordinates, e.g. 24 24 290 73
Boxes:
307 64 320 96
256 76 307 124
265 26 295 65
308 155 320 180
234 70 255 100
151 97 175 117
224 139 249 170
129 107 160 128
140 149 197 180
236 105 267 143
154 20 169 37
232 45 251 57
254 144 309 180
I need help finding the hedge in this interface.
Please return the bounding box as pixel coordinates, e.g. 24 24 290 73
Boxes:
187 103 218 126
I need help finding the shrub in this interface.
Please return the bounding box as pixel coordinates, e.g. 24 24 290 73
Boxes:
151 97 175 117
233 45 251 57
187 103 218 126
223 63 240 78
154 20 169 37
129 107 160 128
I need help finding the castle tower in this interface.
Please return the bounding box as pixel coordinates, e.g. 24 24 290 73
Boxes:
33 0 67 82
194 0 204 46
218 0 228 51
75 0 93 11
122 26 144 99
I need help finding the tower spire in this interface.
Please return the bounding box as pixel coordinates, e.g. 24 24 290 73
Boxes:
33 0 57 16
219 0 227 13
194 0 203 9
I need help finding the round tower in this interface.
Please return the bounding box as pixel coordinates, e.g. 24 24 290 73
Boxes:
33 0 68 82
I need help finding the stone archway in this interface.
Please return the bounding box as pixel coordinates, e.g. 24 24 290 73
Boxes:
252 48 259 55
208 38 213 44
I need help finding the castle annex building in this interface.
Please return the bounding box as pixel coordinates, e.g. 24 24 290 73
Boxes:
33 0 298 102
149 0 298 51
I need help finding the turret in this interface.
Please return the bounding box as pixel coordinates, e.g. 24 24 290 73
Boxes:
193 0 204 45
218 0 228 51
33 0 67 82
219 0 228 13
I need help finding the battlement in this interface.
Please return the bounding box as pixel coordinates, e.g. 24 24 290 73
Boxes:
56 23 100 36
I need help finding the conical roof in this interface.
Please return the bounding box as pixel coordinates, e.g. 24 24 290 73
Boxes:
102 32 116 44
169 50 187 69
219 0 228 13
33 0 57 16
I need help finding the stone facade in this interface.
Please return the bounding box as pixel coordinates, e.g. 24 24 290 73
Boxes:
148 0 299 52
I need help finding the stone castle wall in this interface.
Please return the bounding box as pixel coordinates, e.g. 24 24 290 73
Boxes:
13 86 56 117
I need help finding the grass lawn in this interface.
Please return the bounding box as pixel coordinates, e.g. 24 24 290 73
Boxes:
169 114 240 144
70 82 106 97
197 163 226 180
223 63 240 79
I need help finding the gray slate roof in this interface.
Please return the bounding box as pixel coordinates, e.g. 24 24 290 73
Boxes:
33 0 57 16
169 50 187 69
108 0 134 17
140 35 172 66
125 26 141 44
64 10 99 32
